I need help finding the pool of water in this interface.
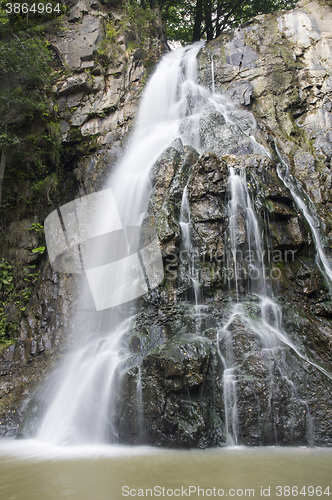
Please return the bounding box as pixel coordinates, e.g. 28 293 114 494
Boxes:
1 440 331 500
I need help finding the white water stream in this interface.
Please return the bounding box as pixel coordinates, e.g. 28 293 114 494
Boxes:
275 148 332 294
38 42 210 445
218 152 332 444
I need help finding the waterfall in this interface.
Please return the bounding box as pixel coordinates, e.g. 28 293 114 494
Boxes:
227 167 266 300
217 163 332 444
37 43 207 445
38 315 133 444
32 41 332 447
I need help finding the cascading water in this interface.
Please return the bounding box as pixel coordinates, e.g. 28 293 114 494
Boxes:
37 43 206 444
227 167 267 300
179 185 200 303
275 148 332 294
28 40 332 447
179 183 204 333
219 167 317 443
38 315 133 444
218 167 300 445
215 156 332 443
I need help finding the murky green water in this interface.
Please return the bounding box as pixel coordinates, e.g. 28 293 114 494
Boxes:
1 440 331 500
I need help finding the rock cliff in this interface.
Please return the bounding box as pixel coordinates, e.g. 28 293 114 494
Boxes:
2 0 332 447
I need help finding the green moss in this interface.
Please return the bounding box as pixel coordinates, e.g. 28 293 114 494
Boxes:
0 340 16 357
97 19 121 67
266 200 276 213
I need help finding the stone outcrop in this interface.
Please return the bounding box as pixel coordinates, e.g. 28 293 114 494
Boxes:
199 0 332 209
50 0 165 149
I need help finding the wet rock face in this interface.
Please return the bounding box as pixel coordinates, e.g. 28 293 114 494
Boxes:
115 1 332 445
112 136 332 447
116 337 224 447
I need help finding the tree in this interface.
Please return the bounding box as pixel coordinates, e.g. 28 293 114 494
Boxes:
158 0 297 44
193 0 203 41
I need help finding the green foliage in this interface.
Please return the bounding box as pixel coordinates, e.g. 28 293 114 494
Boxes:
0 34 54 144
31 172 58 201
99 0 124 6
165 0 196 44
0 0 67 38
123 1 158 39
2 123 61 210
97 1 158 65
0 258 14 294
161 0 297 44
0 258 14 342
97 18 119 63
0 258 41 342
104 0 296 44
29 222 44 232
266 200 276 213
31 246 45 254
0 2 62 209
0 314 10 343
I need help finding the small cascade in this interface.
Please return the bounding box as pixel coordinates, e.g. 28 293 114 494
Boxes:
220 167 268 443
136 364 143 441
220 167 269 444
179 184 202 332
211 55 215 93
222 367 239 445
227 171 243 301
227 167 266 300
275 151 332 294
218 165 332 445
179 186 191 251
216 307 241 446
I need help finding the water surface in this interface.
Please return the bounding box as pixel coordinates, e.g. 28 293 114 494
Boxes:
1 441 331 500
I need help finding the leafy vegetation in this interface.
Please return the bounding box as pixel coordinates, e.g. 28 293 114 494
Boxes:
29 222 44 233
0 1 63 205
128 0 297 44
0 2 65 346
0 0 67 37
0 258 14 294
97 1 158 65
124 0 158 39
0 258 14 342
0 255 42 343
31 246 46 255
